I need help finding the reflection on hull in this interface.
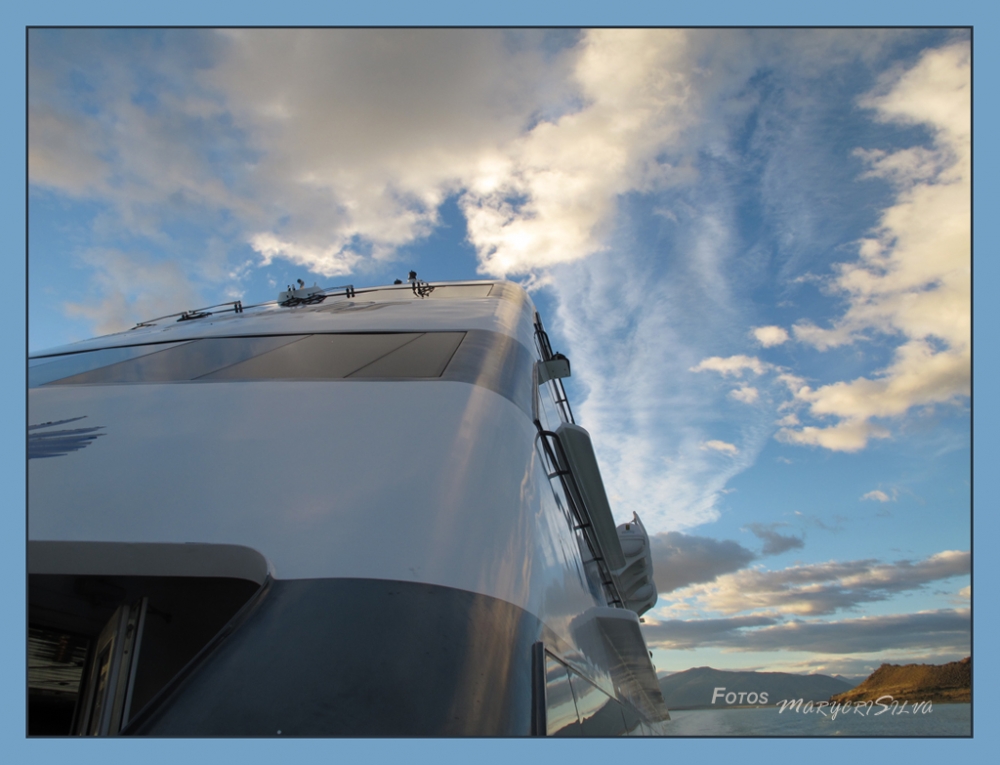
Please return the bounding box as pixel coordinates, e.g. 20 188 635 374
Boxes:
123 578 666 737
27 280 671 736
131 578 538 736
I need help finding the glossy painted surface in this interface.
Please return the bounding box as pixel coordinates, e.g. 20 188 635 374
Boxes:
29 378 611 663
27 279 671 734
129 578 541 736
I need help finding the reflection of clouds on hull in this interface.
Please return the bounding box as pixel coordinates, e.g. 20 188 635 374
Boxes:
29 416 105 459
27 280 669 736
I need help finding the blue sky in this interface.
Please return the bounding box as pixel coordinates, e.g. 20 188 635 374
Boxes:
27 28 970 685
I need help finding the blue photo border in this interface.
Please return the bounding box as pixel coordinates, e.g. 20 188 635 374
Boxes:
6 3 994 762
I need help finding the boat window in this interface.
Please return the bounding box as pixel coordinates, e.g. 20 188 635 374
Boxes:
34 332 468 386
30 329 535 418
620 698 643 735
347 331 464 378
200 333 421 380
544 654 581 736
567 671 627 736
44 335 304 385
29 342 193 387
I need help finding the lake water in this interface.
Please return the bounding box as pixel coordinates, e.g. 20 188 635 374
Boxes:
661 703 971 736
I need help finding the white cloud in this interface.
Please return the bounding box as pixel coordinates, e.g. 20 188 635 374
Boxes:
779 41 970 451
774 652 967 679
543 222 784 532
29 105 109 196
776 413 799 427
690 355 770 377
461 30 698 277
673 549 970 617
207 29 571 275
729 386 760 404
700 440 739 455
751 325 789 347
862 489 892 502
62 248 204 336
249 233 362 278
547 252 769 532
30 29 739 342
779 419 890 453
30 30 576 332
643 608 969 654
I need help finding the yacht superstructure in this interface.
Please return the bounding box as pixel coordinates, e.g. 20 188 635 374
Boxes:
28 278 670 736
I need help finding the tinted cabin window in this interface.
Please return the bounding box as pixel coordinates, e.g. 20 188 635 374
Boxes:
346 332 464 378
29 342 193 387
33 333 467 386
567 671 627 736
201 334 419 380
620 699 643 736
50 336 303 385
544 655 581 736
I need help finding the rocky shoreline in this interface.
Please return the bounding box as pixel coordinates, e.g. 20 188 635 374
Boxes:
830 657 970 704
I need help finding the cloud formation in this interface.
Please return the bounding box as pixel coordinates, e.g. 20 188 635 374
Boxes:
752 326 789 347
461 30 697 277
670 550 969 616
744 522 805 556
643 608 969 654
28 31 969 543
29 30 578 327
776 651 969 680
729 386 760 404
690 355 770 378
700 440 739 455
649 532 757 594
207 29 573 276
778 42 970 451
62 248 204 336
862 489 893 502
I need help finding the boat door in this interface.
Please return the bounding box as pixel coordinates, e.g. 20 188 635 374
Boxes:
74 598 147 736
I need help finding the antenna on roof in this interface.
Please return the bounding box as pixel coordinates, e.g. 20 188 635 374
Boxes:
408 270 434 299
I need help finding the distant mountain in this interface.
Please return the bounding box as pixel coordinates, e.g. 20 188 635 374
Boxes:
830 657 971 704
659 666 853 709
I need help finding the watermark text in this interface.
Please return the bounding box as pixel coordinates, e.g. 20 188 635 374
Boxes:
776 696 933 719
711 687 769 706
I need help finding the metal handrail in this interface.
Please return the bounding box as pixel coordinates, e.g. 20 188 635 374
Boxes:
132 300 244 328
535 426 624 609
131 284 357 329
